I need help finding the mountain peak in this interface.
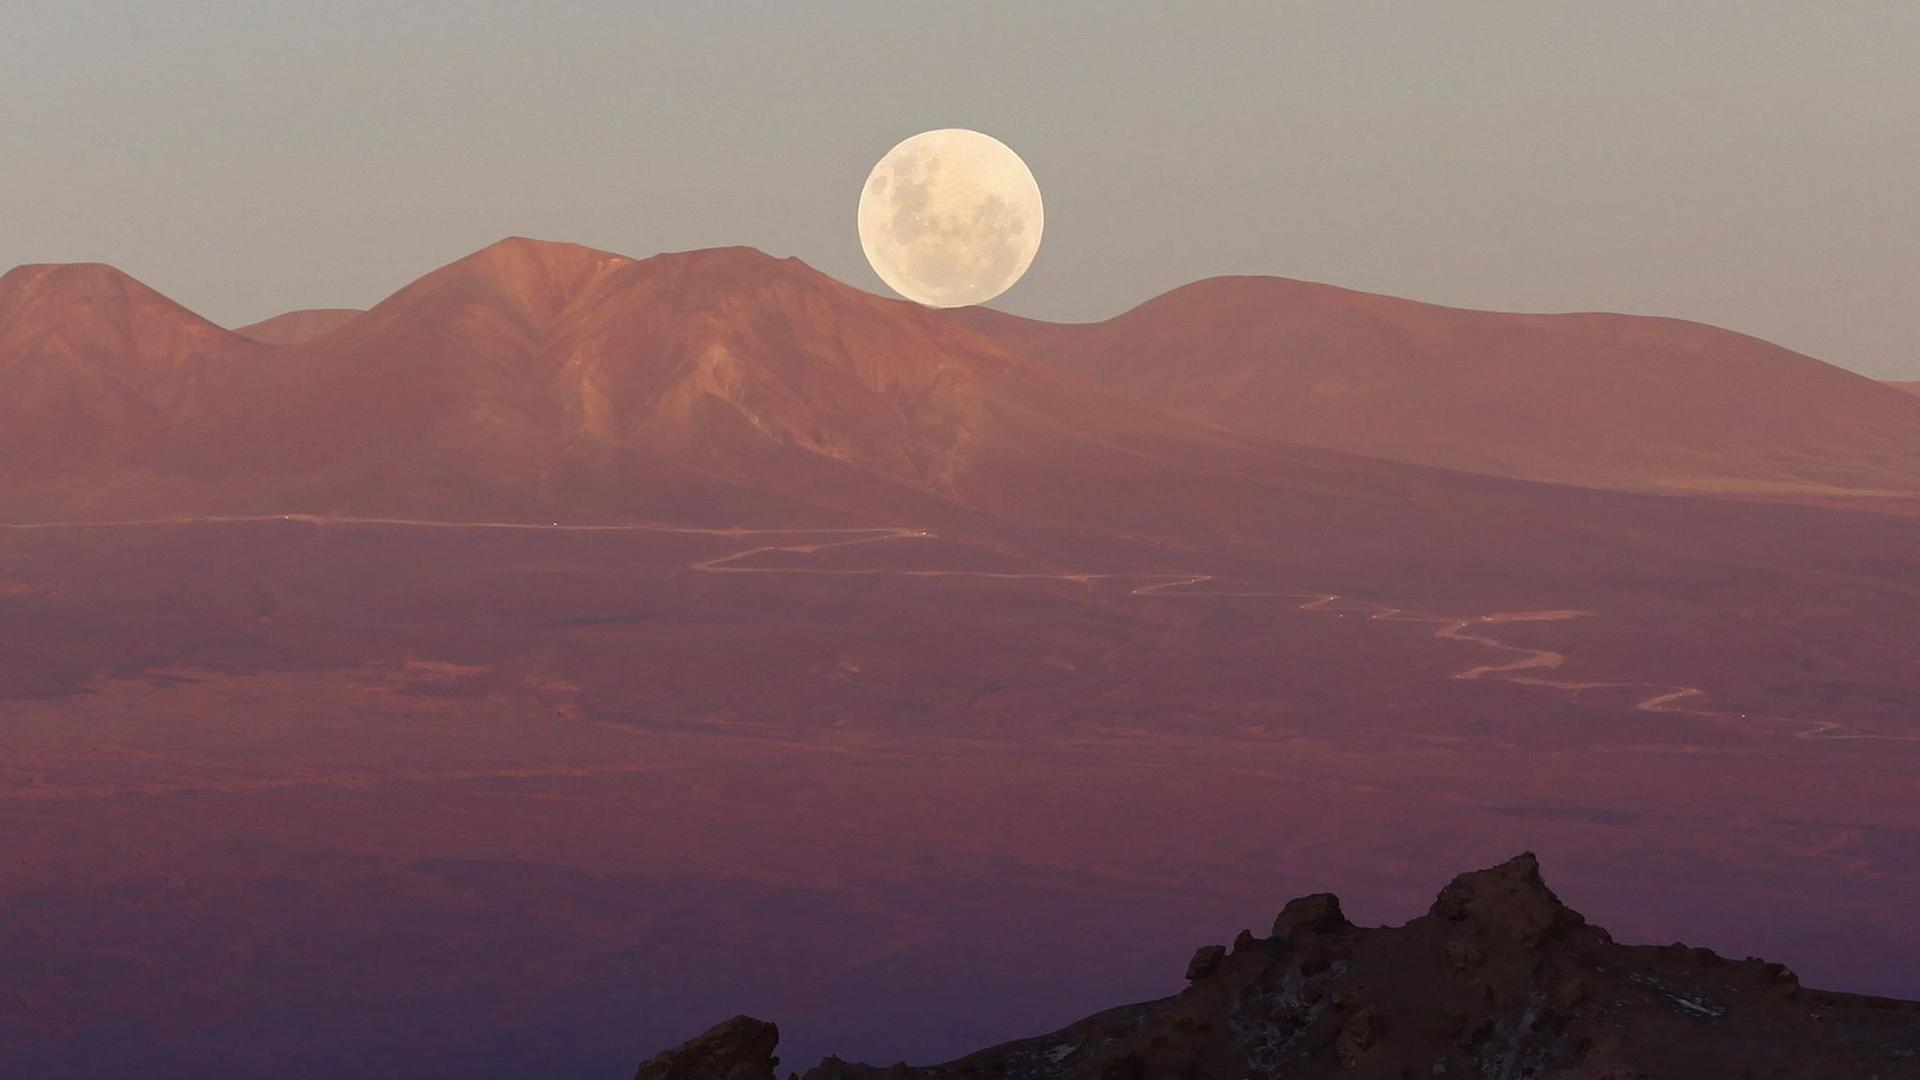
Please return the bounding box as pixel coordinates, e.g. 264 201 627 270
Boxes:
626 244 841 296
632 1016 779 1080
1426 850 1582 944
478 233 627 262
0 260 248 371
2 261 198 316
6 260 131 285
407 240 830 312
451 237 811 280
356 236 639 341
0 260 258 469
438 235 635 290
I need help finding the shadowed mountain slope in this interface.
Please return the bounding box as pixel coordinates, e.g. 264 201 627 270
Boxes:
963 278 1920 498
639 854 1920 1080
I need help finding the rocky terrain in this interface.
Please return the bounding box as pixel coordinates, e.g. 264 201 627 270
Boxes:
636 855 1920 1080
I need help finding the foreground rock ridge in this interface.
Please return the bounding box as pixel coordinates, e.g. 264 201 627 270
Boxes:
637 855 1920 1080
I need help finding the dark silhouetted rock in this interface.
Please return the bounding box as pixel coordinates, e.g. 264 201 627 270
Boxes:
634 1015 778 1080
1270 891 1349 940
637 855 1920 1080
1185 944 1227 981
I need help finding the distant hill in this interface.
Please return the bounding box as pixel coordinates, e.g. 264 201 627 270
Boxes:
0 239 1357 526
1891 380 1920 397
636 854 1920 1080
8 241 1918 526
192 237 1325 524
963 278 1920 498
0 262 261 474
234 307 362 346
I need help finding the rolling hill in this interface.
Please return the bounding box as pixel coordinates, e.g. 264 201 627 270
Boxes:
0 262 262 478
1 240 1368 527
963 277 1920 498
196 237 1326 524
8 241 1919 528
234 307 362 346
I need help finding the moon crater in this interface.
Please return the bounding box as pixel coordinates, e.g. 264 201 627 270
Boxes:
858 129 1043 308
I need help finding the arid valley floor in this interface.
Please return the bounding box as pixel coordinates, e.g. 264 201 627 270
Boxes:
5 500 1918 1076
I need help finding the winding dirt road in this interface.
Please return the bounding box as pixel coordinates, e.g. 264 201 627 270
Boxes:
5 513 1913 743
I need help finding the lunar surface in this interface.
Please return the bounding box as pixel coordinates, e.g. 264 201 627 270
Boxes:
857 129 1043 308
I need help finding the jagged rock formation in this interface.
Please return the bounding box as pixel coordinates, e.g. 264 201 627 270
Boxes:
641 855 1920 1079
634 1016 781 1080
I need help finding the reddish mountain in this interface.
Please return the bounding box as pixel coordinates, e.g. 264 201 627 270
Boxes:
3 240 1451 528
964 278 1920 498
234 307 362 346
179 238 1331 524
1892 380 1920 397
0 263 261 474
11 242 1916 526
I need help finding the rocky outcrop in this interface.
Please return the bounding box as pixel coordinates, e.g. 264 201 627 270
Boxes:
638 854 1920 1079
633 1015 779 1080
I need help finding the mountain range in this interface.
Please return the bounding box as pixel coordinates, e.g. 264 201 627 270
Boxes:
961 278 1920 496
5 237 1919 528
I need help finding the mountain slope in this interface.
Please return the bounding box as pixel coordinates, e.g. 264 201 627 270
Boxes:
9 239 1379 526
964 278 1920 498
1892 381 1920 397
176 238 1442 528
14 242 1914 529
234 307 362 346
638 855 1920 1080
197 238 949 520
0 263 262 471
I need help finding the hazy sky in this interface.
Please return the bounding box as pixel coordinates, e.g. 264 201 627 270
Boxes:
4 2 1916 377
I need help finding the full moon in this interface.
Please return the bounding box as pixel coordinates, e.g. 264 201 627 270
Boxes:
857 129 1044 308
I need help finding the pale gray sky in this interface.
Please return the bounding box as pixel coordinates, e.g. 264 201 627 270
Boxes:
3 2 1916 377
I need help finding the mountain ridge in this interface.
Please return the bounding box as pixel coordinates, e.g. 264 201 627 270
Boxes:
961 274 1920 497
7 239 1919 524
0 239 1299 527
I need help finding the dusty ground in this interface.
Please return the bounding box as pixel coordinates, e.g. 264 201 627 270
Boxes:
1 510 1916 1077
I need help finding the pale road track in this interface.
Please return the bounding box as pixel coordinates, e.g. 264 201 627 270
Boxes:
0 760 695 802
4 513 1915 745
